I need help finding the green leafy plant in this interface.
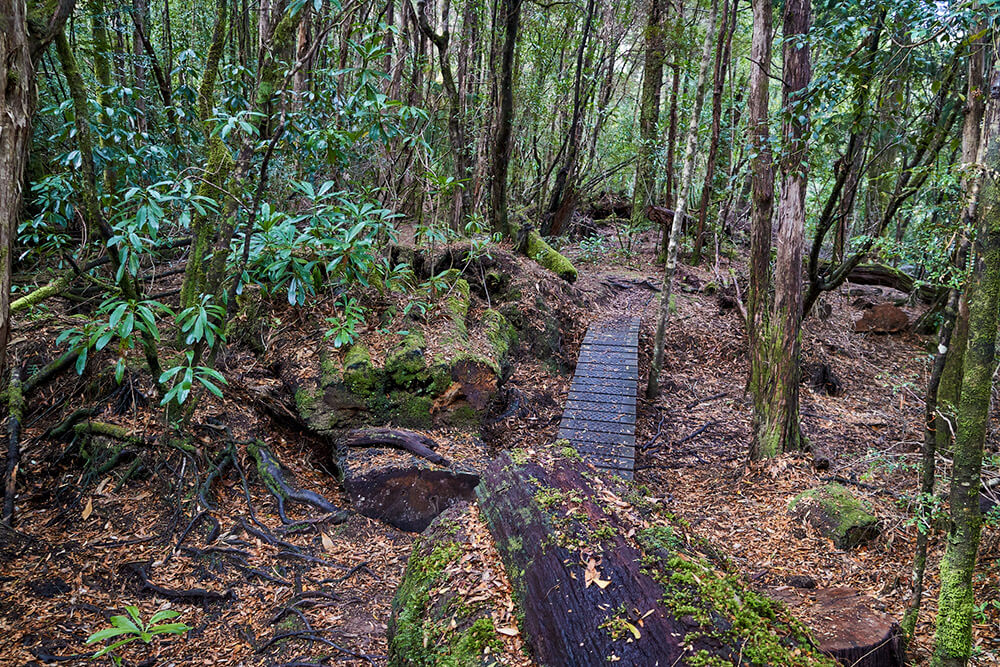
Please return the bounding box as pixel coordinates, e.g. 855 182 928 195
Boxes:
323 296 365 348
159 350 228 406
86 606 191 665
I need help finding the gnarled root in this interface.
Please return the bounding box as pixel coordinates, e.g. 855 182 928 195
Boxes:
248 442 348 524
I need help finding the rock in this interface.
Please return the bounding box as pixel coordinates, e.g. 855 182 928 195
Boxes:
854 304 909 333
769 587 904 667
789 483 880 549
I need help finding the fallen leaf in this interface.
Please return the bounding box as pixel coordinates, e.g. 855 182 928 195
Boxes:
496 627 519 636
321 531 334 552
82 498 93 520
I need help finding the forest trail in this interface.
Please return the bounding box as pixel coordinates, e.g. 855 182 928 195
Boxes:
557 317 640 479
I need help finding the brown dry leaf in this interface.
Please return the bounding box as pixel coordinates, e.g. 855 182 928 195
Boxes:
320 531 334 552
496 627 519 636
82 498 93 520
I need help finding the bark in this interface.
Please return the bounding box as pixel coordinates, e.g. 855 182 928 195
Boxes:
647 0 718 398
0 0 35 384
753 0 812 458
543 0 596 237
745 0 775 454
630 0 665 228
417 0 472 230
488 0 522 237
663 61 681 213
691 0 737 264
931 65 1000 667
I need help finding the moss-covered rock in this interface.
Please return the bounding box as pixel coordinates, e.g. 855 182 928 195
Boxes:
789 483 881 549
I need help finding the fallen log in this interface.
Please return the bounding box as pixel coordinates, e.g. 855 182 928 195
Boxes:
392 445 839 666
338 429 481 532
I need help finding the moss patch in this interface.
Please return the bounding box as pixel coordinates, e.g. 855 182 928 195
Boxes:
789 483 880 549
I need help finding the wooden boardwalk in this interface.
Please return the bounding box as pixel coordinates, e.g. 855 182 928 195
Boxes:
557 317 640 479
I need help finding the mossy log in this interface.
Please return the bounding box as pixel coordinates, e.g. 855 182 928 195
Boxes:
462 448 836 666
387 503 525 665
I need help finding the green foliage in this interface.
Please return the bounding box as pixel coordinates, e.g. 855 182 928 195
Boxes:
86 606 190 665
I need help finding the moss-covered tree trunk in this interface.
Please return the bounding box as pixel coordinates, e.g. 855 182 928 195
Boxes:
931 66 1000 667
630 0 665 229
903 34 985 640
647 0 717 398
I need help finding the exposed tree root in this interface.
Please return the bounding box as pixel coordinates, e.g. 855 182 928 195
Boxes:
123 561 231 601
248 442 348 524
339 427 447 465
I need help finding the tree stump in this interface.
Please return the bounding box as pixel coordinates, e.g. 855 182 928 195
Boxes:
769 587 905 667
854 304 909 334
790 483 881 549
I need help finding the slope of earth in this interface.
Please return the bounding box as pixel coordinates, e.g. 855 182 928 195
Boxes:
2 219 999 666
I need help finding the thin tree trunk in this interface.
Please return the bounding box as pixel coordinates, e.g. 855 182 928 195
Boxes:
488 0 522 237
417 0 472 231
691 0 736 264
904 33 987 641
630 0 665 228
544 0 597 237
660 61 680 251
647 0 718 398
931 64 1000 667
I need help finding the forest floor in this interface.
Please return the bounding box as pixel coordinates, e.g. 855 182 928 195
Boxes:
1 218 999 666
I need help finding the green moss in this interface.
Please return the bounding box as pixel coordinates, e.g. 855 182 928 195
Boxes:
386 331 430 389
427 361 454 396
389 391 434 427
525 230 578 282
389 542 504 665
483 308 517 362
342 344 382 395
319 352 342 388
789 483 880 549
445 278 472 340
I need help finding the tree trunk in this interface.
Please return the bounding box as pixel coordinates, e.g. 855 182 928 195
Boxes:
903 34 986 641
746 0 775 454
630 0 665 229
0 0 35 385
544 0 596 237
488 0 522 238
417 0 472 231
752 0 811 458
691 0 736 264
647 0 718 398
932 65 1000 667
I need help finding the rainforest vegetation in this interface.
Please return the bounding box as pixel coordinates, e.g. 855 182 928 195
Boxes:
1 0 1000 664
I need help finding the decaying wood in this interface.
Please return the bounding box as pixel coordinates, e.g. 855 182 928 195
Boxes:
770 587 904 667
344 467 479 532
474 451 829 665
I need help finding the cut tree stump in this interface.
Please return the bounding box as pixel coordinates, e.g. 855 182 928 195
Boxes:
769 587 905 667
854 304 909 334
